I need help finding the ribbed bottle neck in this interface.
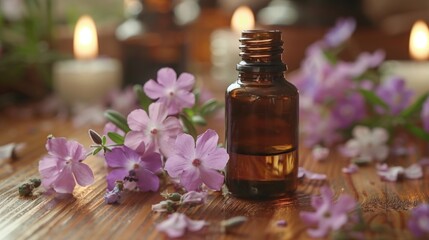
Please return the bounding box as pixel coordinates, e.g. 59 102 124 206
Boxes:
236 30 287 72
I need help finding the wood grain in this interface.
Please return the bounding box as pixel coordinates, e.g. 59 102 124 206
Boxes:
0 117 427 240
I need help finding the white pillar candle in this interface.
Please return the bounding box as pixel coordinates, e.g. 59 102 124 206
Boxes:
382 20 429 99
53 15 122 105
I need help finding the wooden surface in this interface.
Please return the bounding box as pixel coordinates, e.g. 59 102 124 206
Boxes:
0 116 428 240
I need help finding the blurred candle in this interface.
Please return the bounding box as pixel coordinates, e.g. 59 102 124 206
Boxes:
210 6 255 85
53 15 122 106
382 20 429 99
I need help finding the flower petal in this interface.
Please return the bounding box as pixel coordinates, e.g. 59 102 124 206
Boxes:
143 80 165 99
180 167 202 191
202 148 229 170
149 102 169 124
300 212 319 225
174 91 195 108
199 167 224 191
72 162 94 186
140 151 162 173
66 140 86 162
165 155 190 178
124 131 149 151
106 168 128 190
404 164 423 179
156 213 187 238
46 138 69 158
136 169 160 191
157 67 177 87
127 109 149 131
163 116 182 135
196 129 218 158
39 156 60 176
173 133 196 159
176 72 195 90
185 217 207 232
53 166 76 193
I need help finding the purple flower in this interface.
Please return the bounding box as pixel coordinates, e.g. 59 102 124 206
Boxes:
300 186 357 238
124 102 182 157
164 129 229 191
156 213 207 238
324 18 356 47
408 203 429 238
144 67 196 115
331 93 366 128
376 76 414 115
38 137 94 194
105 146 162 191
421 98 429 132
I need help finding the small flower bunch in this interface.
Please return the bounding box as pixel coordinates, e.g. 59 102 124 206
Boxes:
292 18 429 161
38 68 227 199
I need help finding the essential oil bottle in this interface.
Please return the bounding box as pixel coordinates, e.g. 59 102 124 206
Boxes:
225 30 299 199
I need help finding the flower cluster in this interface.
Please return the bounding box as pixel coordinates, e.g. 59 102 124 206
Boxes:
292 18 429 153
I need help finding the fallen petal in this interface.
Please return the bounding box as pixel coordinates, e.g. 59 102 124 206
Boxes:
404 164 423 179
342 163 359 174
378 166 404 182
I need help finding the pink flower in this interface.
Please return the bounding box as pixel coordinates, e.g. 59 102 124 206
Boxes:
144 68 195 115
164 129 229 191
156 213 207 238
377 163 423 182
105 146 162 191
300 186 357 238
125 102 182 157
38 137 94 194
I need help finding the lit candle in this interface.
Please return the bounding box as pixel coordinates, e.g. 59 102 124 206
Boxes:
210 6 255 85
382 20 429 99
53 15 122 106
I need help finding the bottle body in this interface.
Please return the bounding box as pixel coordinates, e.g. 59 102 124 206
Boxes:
225 30 299 199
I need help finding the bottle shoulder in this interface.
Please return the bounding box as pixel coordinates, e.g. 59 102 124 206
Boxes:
226 78 298 97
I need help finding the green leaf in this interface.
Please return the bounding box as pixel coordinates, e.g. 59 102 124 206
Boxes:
180 113 197 138
107 132 125 145
191 115 207 126
359 89 389 110
400 93 429 119
200 99 223 116
104 110 131 133
133 84 152 111
404 123 429 141
102 136 107 145
93 147 102 155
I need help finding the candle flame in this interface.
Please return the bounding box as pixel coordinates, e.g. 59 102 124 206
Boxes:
74 15 98 60
231 6 255 34
409 20 429 61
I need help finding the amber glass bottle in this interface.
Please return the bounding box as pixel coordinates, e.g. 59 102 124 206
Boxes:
225 30 299 199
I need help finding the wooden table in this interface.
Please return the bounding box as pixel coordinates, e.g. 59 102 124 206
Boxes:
0 117 428 239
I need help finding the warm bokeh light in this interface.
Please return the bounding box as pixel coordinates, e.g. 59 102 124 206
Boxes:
409 20 429 61
74 15 98 60
231 6 255 34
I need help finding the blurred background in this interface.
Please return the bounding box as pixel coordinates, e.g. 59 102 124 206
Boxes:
1 0 429 113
